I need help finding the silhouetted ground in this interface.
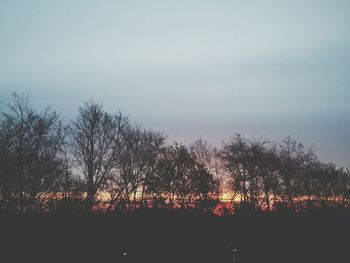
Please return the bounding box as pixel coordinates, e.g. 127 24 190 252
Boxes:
1 209 349 263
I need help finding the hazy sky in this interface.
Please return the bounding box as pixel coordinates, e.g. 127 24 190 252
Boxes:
1 0 349 166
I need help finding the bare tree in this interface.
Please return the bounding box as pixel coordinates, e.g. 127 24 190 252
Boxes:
1 92 350 215
0 92 66 212
250 141 280 211
104 124 164 211
278 136 304 207
190 138 225 194
222 135 281 211
69 101 127 212
221 134 252 205
138 129 165 207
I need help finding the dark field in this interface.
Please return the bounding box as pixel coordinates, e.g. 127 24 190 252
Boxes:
1 209 349 263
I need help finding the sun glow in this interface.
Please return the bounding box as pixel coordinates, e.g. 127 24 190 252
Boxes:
220 192 240 203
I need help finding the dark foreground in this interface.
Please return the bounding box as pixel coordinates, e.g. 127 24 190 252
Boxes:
1 209 349 263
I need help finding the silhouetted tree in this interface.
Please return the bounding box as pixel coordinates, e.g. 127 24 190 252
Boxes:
337 167 350 207
190 138 225 195
104 125 164 211
0 92 66 212
190 163 220 211
146 142 220 210
69 101 127 212
278 136 305 207
0 91 349 215
222 134 261 208
138 129 165 206
250 141 280 211
165 143 194 208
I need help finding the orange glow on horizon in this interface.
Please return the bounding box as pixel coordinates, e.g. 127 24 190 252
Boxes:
220 192 240 203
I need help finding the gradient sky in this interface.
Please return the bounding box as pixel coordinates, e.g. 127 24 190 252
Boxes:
1 0 349 166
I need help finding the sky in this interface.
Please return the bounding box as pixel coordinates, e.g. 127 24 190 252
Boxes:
0 0 349 166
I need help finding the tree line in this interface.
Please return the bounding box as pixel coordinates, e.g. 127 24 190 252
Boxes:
0 92 349 213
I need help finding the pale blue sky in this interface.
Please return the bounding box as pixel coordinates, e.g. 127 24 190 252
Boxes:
1 0 349 165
